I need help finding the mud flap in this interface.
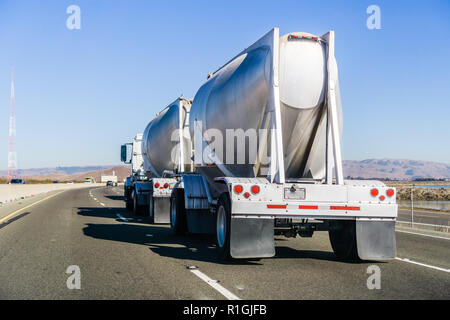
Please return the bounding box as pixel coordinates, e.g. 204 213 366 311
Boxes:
356 220 396 261
153 197 170 224
230 218 275 259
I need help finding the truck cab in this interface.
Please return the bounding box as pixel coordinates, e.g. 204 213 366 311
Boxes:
121 133 147 212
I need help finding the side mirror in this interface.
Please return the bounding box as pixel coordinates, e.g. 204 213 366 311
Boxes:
121 144 131 164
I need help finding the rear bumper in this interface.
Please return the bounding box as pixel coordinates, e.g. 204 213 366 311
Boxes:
231 201 397 220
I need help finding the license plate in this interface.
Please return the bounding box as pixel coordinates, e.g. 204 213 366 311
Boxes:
284 187 306 200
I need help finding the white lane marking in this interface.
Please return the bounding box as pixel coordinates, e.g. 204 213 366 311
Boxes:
396 229 450 241
145 234 153 237
395 257 450 273
100 202 105 206
93 198 97 201
190 269 241 300
116 214 128 222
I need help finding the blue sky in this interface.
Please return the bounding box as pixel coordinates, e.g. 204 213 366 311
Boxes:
0 0 449 170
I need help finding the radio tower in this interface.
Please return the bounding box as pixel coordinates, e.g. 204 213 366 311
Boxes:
8 66 17 181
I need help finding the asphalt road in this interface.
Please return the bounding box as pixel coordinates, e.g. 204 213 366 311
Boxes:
0 186 449 299
398 207 450 226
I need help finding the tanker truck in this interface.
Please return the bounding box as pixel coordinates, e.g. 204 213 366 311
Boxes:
168 28 397 261
121 97 193 222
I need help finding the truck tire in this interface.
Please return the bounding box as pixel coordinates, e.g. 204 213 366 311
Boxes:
328 220 360 261
125 199 132 211
148 195 154 223
170 188 187 235
216 193 232 260
132 190 142 216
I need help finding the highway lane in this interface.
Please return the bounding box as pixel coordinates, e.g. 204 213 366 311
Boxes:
0 186 448 299
0 187 224 299
397 208 450 226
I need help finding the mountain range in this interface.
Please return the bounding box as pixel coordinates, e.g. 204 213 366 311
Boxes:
0 165 129 182
1 159 449 181
342 159 450 180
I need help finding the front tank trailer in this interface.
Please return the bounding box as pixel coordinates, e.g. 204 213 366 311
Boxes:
121 97 193 224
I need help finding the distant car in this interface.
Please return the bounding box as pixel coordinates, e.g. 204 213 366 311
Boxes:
9 178 25 184
52 180 59 184
66 181 74 184
106 181 113 186
84 178 93 183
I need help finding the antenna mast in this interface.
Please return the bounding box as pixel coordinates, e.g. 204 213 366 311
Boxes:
8 66 17 181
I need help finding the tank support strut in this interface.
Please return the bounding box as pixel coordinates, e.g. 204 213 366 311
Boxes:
323 30 344 185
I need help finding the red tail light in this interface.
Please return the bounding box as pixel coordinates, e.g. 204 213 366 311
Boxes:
164 183 169 188
243 192 250 199
234 185 243 194
379 195 386 201
386 189 394 197
251 185 260 194
370 188 379 197
155 182 160 188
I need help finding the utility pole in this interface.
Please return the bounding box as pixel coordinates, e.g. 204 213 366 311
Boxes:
411 184 414 227
8 66 18 182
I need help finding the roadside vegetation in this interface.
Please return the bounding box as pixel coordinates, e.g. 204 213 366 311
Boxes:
385 181 450 201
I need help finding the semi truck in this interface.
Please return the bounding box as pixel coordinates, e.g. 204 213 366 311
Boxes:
133 28 398 261
121 97 193 223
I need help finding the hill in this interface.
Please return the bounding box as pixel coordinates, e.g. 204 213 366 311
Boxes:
343 159 450 180
0 165 129 183
0 166 113 177
2 159 450 182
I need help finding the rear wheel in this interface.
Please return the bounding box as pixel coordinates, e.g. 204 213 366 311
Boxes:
126 201 132 211
125 196 132 211
148 195 154 223
216 193 231 260
132 190 142 216
329 220 360 261
170 189 187 234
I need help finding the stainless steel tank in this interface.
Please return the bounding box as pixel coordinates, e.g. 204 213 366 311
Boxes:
189 31 342 180
142 98 192 177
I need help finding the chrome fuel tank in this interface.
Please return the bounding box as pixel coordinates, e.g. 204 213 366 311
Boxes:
189 31 342 180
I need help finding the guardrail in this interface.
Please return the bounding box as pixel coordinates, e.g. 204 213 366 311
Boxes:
0 183 104 205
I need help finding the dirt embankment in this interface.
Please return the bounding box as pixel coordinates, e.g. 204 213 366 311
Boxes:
386 182 450 201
